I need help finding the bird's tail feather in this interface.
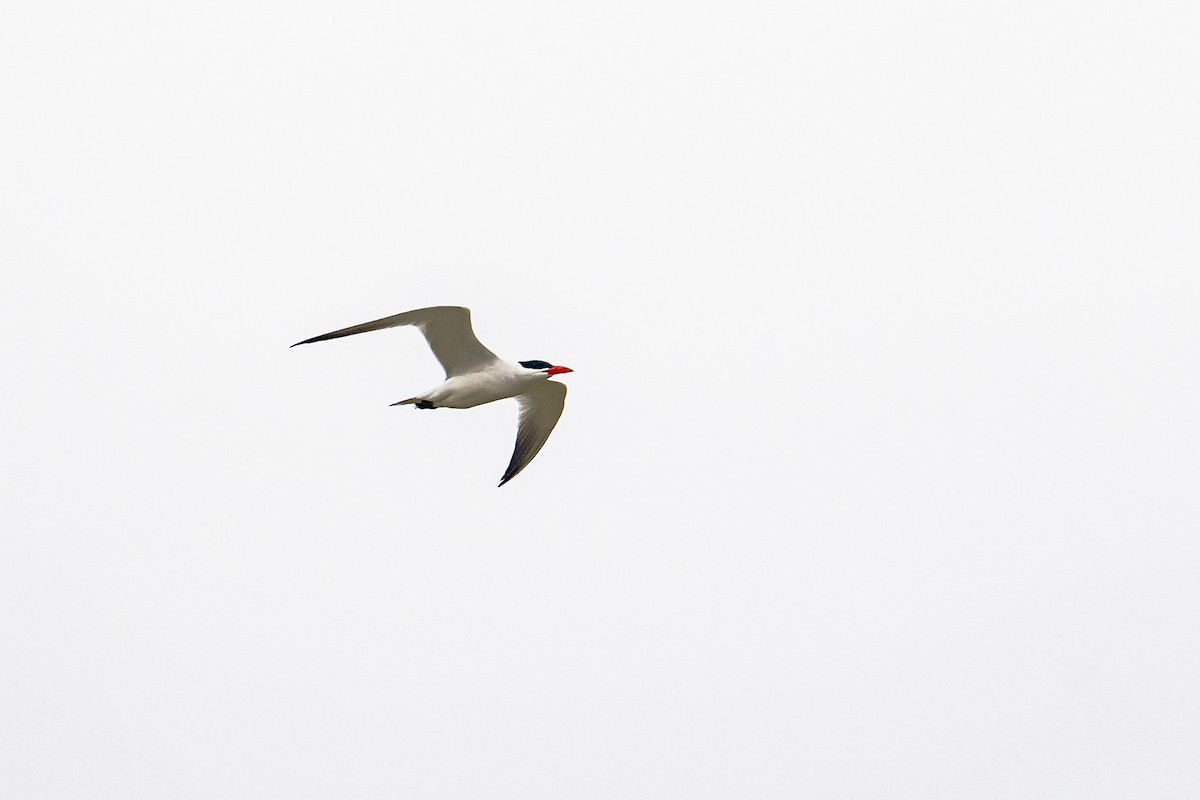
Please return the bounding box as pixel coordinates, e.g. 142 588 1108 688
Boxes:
391 397 437 409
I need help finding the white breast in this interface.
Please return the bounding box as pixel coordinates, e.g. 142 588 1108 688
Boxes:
424 365 546 409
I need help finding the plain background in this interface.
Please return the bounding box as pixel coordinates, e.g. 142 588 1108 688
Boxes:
2 1 1198 797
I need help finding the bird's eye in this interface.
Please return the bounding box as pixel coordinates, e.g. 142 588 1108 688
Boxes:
519 360 553 370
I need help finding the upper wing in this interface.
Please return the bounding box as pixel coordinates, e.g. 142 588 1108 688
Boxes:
498 380 568 487
291 306 501 377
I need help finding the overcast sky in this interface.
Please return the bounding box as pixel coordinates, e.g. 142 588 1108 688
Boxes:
2 1 1198 798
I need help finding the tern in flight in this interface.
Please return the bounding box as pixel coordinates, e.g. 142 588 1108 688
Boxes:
292 306 573 486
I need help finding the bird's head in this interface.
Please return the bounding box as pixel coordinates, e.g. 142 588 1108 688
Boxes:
520 360 574 376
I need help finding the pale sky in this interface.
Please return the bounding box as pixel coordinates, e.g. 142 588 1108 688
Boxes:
2 1 1198 798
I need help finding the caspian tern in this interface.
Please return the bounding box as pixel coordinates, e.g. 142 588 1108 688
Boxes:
292 306 573 486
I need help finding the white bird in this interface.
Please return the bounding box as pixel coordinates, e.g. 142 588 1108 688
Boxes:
292 306 573 486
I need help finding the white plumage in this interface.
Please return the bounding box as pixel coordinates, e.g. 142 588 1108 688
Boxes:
292 306 573 486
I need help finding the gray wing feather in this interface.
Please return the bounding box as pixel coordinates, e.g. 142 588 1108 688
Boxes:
291 306 500 377
499 381 568 487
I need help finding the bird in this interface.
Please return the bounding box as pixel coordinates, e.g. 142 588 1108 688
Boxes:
291 306 573 486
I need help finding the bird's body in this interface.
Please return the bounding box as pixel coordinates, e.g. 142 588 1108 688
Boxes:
400 362 548 409
292 306 572 486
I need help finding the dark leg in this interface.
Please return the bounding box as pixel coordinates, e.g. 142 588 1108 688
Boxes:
414 400 436 410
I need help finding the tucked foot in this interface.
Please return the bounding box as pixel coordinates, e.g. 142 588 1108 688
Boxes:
414 400 436 409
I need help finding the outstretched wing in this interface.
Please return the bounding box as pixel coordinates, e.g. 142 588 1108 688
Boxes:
499 380 568 487
291 306 500 377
